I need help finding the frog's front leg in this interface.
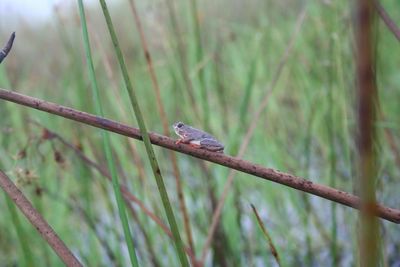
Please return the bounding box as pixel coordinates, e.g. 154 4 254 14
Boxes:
175 137 193 145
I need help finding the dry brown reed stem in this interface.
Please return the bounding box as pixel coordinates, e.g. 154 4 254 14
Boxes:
250 204 281 267
200 8 307 263
128 0 195 253
164 0 200 119
355 1 379 266
374 1 400 41
0 170 83 267
0 88 400 225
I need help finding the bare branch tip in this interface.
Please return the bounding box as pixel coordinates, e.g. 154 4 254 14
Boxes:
0 31 16 64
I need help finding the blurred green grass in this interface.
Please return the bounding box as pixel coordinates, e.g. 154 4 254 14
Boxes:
1 0 400 266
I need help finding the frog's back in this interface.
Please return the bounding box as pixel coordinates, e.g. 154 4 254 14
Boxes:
187 125 214 139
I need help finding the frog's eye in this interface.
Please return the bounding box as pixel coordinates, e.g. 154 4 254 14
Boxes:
176 122 184 128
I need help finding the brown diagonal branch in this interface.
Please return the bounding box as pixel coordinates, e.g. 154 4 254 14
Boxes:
0 170 82 267
0 88 399 224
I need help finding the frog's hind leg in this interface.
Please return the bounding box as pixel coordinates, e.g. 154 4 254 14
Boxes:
198 138 224 152
188 140 202 148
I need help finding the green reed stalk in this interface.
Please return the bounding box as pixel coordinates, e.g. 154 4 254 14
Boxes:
98 1 189 266
77 1 139 266
327 35 338 266
0 73 34 267
4 191 35 266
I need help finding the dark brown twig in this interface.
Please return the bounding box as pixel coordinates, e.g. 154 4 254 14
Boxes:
164 0 200 119
250 204 281 267
374 1 400 41
0 88 399 224
0 32 16 63
0 170 82 267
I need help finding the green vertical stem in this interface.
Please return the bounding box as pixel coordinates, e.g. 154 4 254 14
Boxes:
127 0 195 254
355 0 379 266
302 102 315 267
98 1 189 266
4 192 35 266
0 71 34 267
229 49 259 154
77 1 139 266
79 161 101 265
327 36 338 266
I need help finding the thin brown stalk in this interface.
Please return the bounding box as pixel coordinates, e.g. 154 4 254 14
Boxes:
0 88 399 225
378 109 400 168
199 161 230 266
250 204 281 267
128 0 195 253
164 0 200 118
128 0 168 134
374 1 400 41
355 1 379 266
200 8 307 263
0 170 82 267
383 127 400 167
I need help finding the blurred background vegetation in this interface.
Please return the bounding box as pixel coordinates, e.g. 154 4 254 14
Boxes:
0 0 399 266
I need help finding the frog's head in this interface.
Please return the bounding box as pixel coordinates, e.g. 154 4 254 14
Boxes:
173 121 187 138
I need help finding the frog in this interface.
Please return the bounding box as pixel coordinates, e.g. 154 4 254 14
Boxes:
172 122 224 153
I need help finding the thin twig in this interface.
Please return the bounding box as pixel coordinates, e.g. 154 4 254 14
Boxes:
0 170 82 267
165 0 200 119
250 204 281 267
374 1 400 41
0 32 16 63
0 88 399 224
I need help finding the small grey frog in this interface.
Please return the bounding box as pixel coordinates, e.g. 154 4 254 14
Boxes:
172 122 224 153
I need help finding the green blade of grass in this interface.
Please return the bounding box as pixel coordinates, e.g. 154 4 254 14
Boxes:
4 187 35 266
98 1 189 266
0 73 34 267
76 1 139 266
